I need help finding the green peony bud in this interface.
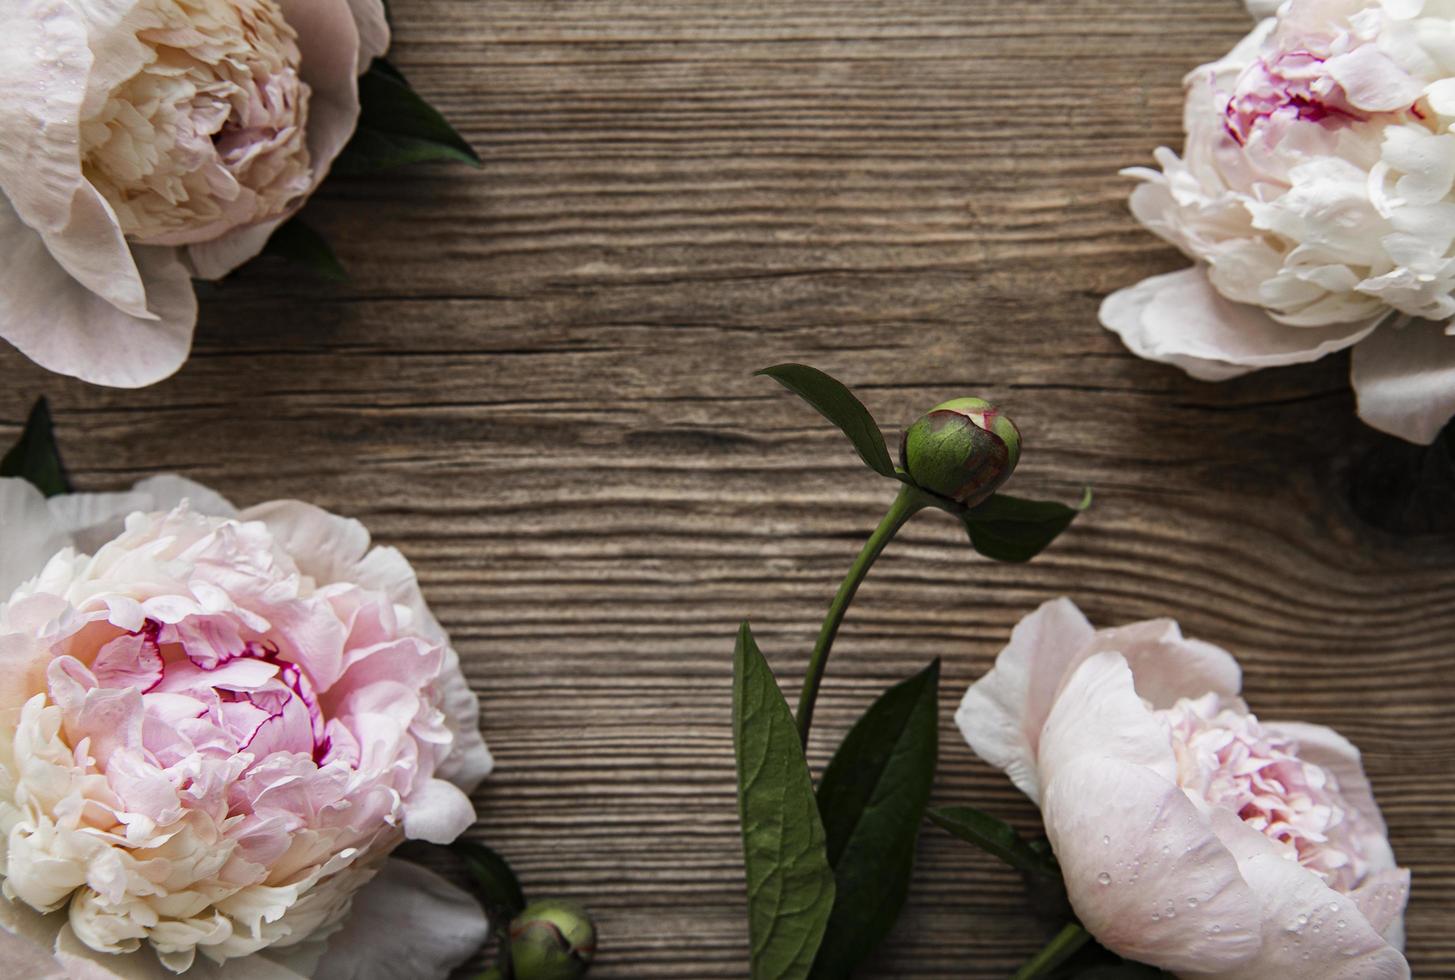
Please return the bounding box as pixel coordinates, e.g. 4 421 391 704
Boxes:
508 900 597 980
899 397 1021 507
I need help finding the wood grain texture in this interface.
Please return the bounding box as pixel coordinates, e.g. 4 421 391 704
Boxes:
3 0 1453 974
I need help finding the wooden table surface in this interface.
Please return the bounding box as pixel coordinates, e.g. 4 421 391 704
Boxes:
4 0 1453 975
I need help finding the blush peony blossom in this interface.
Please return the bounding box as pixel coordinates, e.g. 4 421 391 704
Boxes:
0 475 493 978
1100 0 1455 444
957 599 1410 979
0 0 390 388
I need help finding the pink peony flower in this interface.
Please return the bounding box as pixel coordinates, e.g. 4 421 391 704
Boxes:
957 599 1410 979
0 0 390 389
0 475 493 977
1101 0 1455 444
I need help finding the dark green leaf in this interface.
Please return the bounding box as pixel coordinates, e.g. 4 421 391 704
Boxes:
926 806 1059 878
809 660 939 980
757 364 896 478
261 217 348 281
332 59 481 175
453 840 527 921
962 488 1091 563
734 623 836 980
1 398 70 497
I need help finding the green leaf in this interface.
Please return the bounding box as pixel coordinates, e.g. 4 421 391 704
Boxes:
757 364 897 479
453 840 527 921
1 398 70 497
926 806 1059 878
734 623 836 980
332 59 481 175
261 217 348 281
809 660 940 980
962 488 1091 563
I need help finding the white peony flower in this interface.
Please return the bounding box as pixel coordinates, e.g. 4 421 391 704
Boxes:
0 0 390 388
1101 0 1455 444
0 475 493 978
958 599 1410 979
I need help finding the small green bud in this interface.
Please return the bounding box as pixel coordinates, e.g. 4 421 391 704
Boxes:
508 900 597 980
900 397 1021 507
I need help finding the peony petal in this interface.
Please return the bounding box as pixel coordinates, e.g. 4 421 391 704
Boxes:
434 646 493 793
314 859 489 980
0 0 151 319
1036 652 1178 787
1080 618 1242 709
401 777 479 844
241 500 372 587
347 0 391 72
0 196 195 388
46 492 151 555
1351 318 1455 444
1041 758 1262 973
1100 268 1380 381
190 0 365 279
131 476 239 521
1207 810 1409 980
0 477 71 597
954 598 1095 803
1324 46 1424 113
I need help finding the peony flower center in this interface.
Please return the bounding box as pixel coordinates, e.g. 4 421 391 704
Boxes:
1223 53 1368 146
1163 694 1373 894
55 618 331 770
79 0 314 246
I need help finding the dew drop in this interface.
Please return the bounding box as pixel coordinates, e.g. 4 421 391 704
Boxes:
1098 872 1112 886
1211 924 1222 934
1187 898 1199 909
1102 835 1111 846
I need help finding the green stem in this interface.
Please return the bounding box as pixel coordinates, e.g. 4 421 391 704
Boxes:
1010 923 1092 980
795 483 926 745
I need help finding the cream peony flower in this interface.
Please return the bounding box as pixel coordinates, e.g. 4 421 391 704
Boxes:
0 475 493 978
958 599 1410 979
1101 0 1455 444
0 0 390 388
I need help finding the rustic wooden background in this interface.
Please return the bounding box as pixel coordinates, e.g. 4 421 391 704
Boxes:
4 0 1453 974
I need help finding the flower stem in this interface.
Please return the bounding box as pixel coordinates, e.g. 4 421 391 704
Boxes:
1010 922 1092 980
795 483 927 745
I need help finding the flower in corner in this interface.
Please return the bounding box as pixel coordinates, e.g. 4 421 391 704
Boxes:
0 0 391 388
1101 0 1455 445
0 474 494 978
958 599 1409 979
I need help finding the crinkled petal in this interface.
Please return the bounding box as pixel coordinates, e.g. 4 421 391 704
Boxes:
0 196 195 388
1080 618 1242 709
954 598 1095 803
1100 268 1380 380
0 0 150 319
241 501 371 587
313 859 488 980
434 646 493 793
1042 758 1262 974
1208 810 1409 980
0 477 70 597
1351 318 1455 444
190 0 365 279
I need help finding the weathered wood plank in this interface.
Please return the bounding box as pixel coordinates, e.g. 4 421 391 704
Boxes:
1 0 1451 975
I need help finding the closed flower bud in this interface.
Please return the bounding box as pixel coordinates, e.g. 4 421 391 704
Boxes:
900 397 1020 507
509 900 598 980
